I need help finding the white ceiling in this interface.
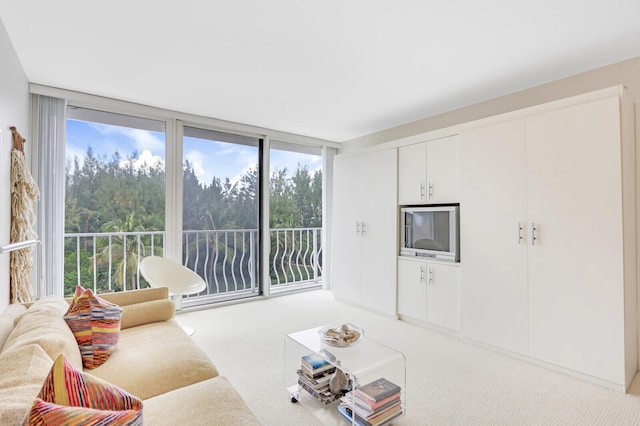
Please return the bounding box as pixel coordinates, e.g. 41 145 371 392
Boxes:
1 1 640 142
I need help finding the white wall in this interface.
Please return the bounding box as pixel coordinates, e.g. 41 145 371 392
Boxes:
342 57 640 152
0 18 30 310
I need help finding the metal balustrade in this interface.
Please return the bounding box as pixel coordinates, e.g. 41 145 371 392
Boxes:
63 227 323 302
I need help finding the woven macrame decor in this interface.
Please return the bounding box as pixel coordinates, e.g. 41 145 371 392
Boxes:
9 126 39 303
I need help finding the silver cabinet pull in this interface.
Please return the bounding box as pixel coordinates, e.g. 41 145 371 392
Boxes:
361 222 366 235
531 222 537 245
356 221 361 236
420 266 425 284
518 223 524 244
420 183 425 199
428 267 434 285
428 182 434 200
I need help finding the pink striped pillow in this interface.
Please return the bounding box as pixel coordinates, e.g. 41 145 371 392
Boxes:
25 353 142 425
64 285 123 369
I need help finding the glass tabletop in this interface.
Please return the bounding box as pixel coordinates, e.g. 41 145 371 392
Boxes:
286 325 405 377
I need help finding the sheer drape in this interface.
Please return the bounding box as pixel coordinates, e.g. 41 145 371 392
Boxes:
32 95 66 298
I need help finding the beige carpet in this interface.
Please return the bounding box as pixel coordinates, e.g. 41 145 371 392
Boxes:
176 289 640 425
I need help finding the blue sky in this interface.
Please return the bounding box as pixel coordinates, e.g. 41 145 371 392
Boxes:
66 120 322 185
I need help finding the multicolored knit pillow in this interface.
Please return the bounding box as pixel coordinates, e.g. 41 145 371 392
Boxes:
25 353 142 425
64 285 123 369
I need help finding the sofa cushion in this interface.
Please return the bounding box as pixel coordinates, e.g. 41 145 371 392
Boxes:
0 303 26 349
143 376 260 426
88 320 219 400
64 285 123 369
26 353 143 425
0 344 53 425
2 296 82 369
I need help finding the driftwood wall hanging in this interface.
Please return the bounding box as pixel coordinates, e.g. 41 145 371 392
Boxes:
9 126 39 303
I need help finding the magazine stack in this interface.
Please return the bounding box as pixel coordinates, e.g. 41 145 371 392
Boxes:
297 353 338 405
338 377 402 426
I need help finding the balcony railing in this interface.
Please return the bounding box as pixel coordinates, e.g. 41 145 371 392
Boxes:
63 228 323 303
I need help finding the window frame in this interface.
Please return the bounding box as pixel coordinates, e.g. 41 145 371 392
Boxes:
33 83 337 298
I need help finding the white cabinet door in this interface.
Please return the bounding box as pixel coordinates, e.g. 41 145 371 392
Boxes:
331 154 363 302
331 149 398 316
397 257 427 321
398 142 427 205
459 119 529 355
360 149 398 316
398 137 460 205
426 262 460 331
398 257 461 330
426 136 459 204
526 95 625 384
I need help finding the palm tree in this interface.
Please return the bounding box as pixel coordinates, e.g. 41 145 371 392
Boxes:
92 213 161 292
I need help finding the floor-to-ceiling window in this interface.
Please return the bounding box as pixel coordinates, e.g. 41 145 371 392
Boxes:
57 97 328 304
64 107 166 296
182 126 261 304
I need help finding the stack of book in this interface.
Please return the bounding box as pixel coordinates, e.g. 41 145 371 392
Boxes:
297 353 338 405
338 377 402 426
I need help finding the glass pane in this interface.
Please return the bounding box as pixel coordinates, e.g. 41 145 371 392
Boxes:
182 127 260 300
269 142 323 288
64 108 166 297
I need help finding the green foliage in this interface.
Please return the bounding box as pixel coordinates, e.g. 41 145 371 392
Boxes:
65 148 323 295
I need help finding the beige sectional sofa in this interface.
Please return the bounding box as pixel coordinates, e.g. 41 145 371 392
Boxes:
0 287 260 425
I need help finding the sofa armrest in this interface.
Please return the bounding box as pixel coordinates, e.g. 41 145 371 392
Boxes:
95 287 170 306
64 288 174 329
120 299 175 329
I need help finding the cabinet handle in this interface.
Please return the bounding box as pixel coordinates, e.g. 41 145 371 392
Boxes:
428 182 434 200
420 183 425 199
531 222 537 245
428 267 434 285
361 222 366 235
420 266 425 284
518 223 524 244
355 221 361 236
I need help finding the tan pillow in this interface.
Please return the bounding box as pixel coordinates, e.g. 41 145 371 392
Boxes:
0 304 27 350
3 297 82 369
120 299 175 329
0 344 54 425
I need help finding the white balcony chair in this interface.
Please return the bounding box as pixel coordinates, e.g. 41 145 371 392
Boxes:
138 256 206 335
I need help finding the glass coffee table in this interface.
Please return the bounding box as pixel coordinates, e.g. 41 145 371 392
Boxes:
284 325 406 425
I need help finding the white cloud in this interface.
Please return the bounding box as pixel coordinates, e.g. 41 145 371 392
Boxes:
119 149 164 172
88 123 165 155
125 128 165 152
185 150 210 184
65 143 87 168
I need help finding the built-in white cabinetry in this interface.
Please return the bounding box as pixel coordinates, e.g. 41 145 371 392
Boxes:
459 118 529 356
398 136 459 205
331 148 398 316
397 257 460 332
459 86 636 390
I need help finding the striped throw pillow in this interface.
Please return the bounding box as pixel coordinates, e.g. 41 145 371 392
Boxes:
64 285 123 369
25 353 142 425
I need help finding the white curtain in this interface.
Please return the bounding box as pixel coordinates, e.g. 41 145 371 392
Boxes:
32 95 66 299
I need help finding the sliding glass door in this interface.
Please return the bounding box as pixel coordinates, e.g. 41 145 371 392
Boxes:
268 141 323 292
182 126 260 304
